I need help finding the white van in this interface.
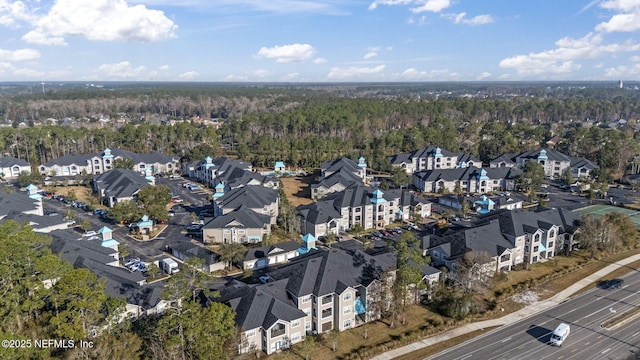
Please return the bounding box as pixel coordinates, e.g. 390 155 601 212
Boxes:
550 323 570 346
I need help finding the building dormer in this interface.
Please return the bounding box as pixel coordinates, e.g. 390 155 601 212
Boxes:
103 148 114 159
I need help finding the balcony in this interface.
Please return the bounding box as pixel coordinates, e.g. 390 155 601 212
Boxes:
322 308 332 318
271 325 286 338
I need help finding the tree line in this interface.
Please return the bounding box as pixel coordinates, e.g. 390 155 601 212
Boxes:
1 86 639 180
0 220 237 360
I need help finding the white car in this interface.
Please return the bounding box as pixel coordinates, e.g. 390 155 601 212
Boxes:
83 230 97 237
124 258 141 267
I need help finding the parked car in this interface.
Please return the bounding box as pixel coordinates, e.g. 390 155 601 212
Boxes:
83 231 97 237
124 258 141 267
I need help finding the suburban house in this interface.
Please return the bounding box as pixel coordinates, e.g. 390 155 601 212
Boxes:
170 242 224 273
389 146 482 174
202 205 271 244
490 149 598 179
213 185 279 225
212 247 396 355
0 156 31 179
413 166 521 194
39 147 179 177
297 186 432 238
93 168 155 207
242 240 303 270
183 156 278 190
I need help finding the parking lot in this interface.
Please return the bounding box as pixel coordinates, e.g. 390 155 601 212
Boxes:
42 175 215 268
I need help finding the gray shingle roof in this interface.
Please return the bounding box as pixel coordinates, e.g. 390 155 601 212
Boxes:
216 185 278 211
94 168 151 199
215 280 306 331
268 248 396 298
0 191 40 216
204 205 271 229
244 240 301 261
171 241 220 265
414 166 521 183
0 156 29 167
423 219 513 260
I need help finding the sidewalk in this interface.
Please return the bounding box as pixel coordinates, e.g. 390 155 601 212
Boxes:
371 253 640 360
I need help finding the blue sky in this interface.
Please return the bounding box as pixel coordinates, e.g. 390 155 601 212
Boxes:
1 0 640 82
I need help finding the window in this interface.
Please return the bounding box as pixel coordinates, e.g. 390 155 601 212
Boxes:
291 320 300 328
302 295 311 303
290 332 301 342
343 292 352 301
303 308 311 316
322 295 332 305
322 308 332 318
245 329 256 338
548 242 554 248
355 208 361 213
355 216 361 221
344 320 352 328
343 306 352 315
94 160 99 164
533 246 539 252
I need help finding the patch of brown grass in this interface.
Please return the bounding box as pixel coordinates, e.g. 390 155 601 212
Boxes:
268 306 446 360
280 174 316 207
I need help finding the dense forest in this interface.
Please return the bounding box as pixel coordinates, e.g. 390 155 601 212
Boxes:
1 82 639 179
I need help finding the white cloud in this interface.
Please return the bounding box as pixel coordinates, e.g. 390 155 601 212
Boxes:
256 43 316 63
476 71 491 80
159 64 170 71
364 51 378 59
282 72 300 81
313 57 328 64
96 61 147 78
631 55 640 62
253 69 272 78
369 0 450 13
21 30 67 46
0 47 40 61
596 13 640 32
23 0 177 45
500 30 640 77
396 67 460 80
603 63 640 78
0 0 35 28
327 65 385 80
446 12 494 26
500 0 640 78
178 71 199 80
224 74 249 81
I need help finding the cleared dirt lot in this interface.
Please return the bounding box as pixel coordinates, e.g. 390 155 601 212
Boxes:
280 173 317 207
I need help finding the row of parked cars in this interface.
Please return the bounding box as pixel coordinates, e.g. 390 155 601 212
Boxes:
181 182 201 191
124 258 148 272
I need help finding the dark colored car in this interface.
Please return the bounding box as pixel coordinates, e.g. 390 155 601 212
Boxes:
610 278 624 288
599 278 624 289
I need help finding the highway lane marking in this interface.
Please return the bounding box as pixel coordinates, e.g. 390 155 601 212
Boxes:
584 342 590 345
460 355 472 360
501 337 512 343
634 332 640 337
601 348 611 354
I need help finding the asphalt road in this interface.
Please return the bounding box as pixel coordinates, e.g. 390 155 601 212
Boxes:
429 271 640 360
